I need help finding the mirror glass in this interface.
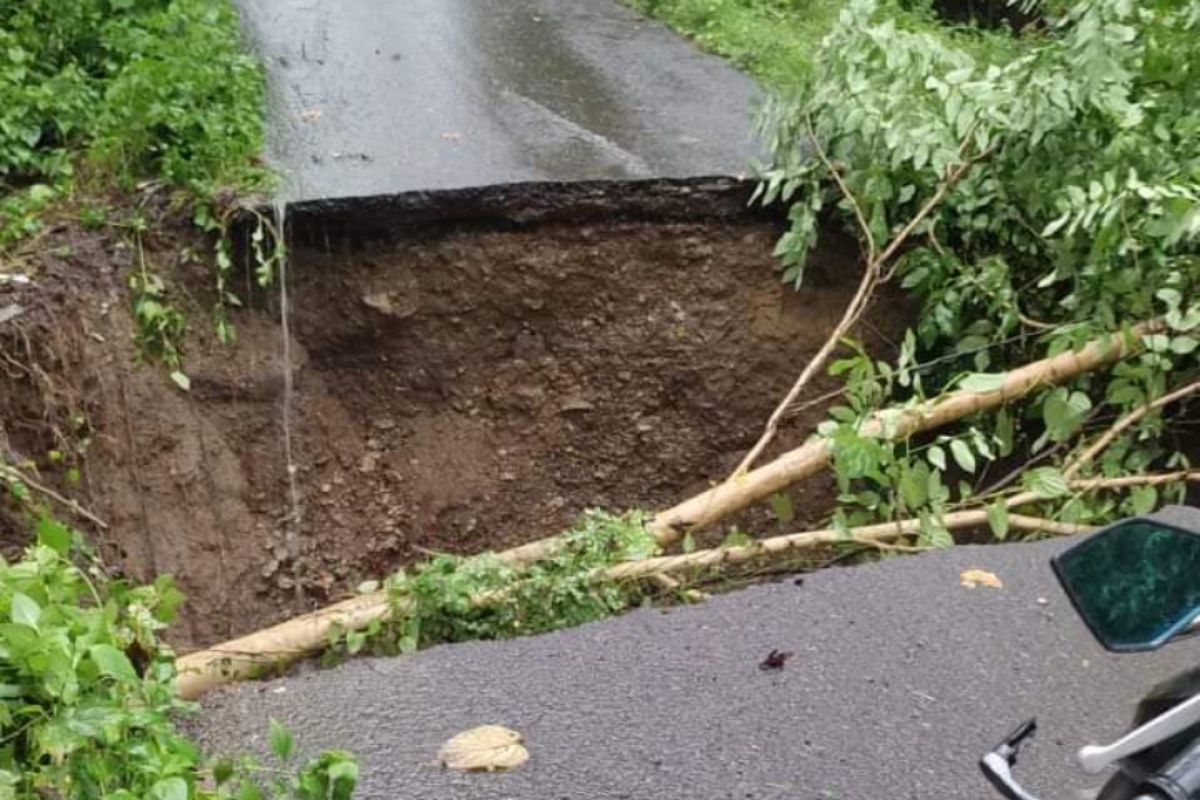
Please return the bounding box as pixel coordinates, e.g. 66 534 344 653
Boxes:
1053 520 1200 651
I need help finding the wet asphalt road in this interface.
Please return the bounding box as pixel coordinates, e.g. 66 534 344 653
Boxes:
192 540 1200 799
234 0 760 201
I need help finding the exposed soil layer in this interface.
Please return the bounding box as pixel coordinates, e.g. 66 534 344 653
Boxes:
0 190 909 647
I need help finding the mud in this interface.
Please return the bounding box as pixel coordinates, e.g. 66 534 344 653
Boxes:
0 191 909 647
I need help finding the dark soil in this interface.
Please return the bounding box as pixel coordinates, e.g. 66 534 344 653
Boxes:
0 195 910 648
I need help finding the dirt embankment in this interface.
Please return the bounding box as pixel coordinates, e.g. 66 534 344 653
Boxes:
0 190 910 647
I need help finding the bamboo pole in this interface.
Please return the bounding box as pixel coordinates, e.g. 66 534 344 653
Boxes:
647 327 1142 546
174 327 1146 698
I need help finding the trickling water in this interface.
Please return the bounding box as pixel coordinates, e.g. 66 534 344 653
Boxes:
274 198 302 527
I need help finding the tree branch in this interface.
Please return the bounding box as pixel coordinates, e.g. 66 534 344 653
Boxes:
0 464 108 530
1063 379 1200 479
729 126 994 479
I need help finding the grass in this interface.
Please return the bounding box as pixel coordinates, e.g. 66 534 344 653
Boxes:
626 0 842 87
625 0 1026 88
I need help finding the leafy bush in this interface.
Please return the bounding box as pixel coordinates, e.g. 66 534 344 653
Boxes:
0 0 266 241
0 478 356 799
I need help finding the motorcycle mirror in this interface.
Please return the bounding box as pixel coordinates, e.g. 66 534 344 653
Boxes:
1052 507 1200 652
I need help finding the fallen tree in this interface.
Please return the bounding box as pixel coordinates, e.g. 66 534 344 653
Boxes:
175 325 1144 698
646 326 1144 547
175 466 1196 699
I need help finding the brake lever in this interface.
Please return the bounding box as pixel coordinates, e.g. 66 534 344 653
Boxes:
999 719 1039 758
981 718 1044 800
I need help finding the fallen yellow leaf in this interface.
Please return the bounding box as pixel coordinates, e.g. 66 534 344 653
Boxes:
438 725 529 772
960 568 1003 589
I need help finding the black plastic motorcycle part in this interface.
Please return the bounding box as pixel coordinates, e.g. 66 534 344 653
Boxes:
1140 736 1200 799
981 718 1043 800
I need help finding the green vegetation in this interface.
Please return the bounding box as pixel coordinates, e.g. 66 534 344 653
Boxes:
626 0 1024 87
0 474 357 799
0 4 360 796
1 0 274 371
0 0 267 241
627 0 842 86
335 510 660 657
637 0 1200 542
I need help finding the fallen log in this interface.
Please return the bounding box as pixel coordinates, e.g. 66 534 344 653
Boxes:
610 471 1200 584
647 327 1142 546
174 326 1144 698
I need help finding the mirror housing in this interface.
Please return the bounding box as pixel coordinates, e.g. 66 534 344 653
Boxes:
1052 505 1200 653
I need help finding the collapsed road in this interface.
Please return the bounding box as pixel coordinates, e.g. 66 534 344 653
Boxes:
187 4 1199 799
191 539 1200 799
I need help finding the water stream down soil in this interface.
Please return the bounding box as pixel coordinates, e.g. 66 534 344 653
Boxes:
0 183 910 647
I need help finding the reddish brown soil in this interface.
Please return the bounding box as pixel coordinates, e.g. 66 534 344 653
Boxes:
0 206 909 648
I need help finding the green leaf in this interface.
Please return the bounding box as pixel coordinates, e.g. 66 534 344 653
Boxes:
918 513 954 549
328 758 359 800
1043 389 1091 442
927 445 947 471
949 439 976 473
986 501 1009 541
10 593 39 630
769 493 795 524
898 464 928 509
1025 467 1069 499
170 371 191 391
150 777 188 800
0 770 17 800
213 757 235 785
237 782 265 800
1128 485 1157 515
959 372 1007 392
89 643 138 683
36 514 72 555
1170 336 1198 354
995 408 1015 458
269 718 296 761
681 532 696 554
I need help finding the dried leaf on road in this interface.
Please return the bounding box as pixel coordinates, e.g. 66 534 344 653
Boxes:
438 725 528 772
960 568 1003 589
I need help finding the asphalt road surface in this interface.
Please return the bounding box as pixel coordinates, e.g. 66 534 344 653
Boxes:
192 539 1200 799
235 0 760 201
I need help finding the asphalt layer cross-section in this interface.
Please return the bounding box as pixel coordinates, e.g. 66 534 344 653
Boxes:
234 0 761 201
191 539 1200 800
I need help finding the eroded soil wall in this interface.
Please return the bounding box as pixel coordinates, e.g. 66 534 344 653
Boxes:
1 185 908 646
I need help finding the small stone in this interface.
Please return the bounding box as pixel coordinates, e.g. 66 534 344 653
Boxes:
261 559 280 578
559 397 595 413
321 483 333 494
1036 597 1049 606
501 471 517 481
